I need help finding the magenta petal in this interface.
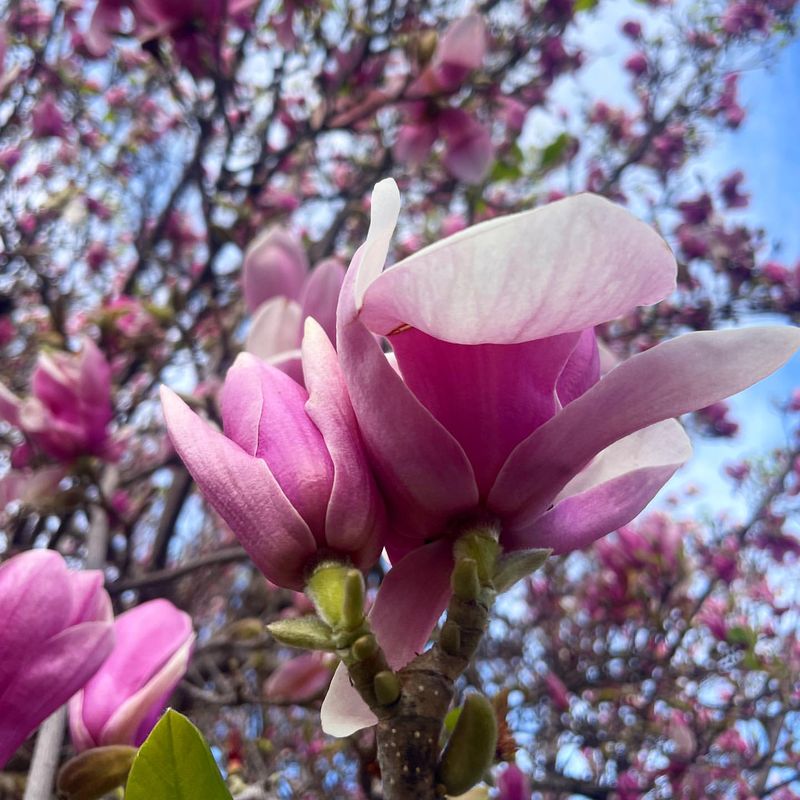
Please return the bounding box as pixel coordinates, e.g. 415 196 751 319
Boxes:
85 0 123 57
301 319 385 565
338 251 478 539
264 652 332 704
160 386 317 589
391 328 580 495
0 621 114 768
503 421 691 554
320 539 454 736
0 551 73 689
393 122 437 166
242 227 309 313
439 110 493 185
222 354 334 539
359 192 676 344
490 327 800 528
76 600 193 746
299 258 346 346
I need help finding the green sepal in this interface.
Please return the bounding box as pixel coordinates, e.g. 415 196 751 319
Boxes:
305 562 350 628
451 557 481 601
125 710 231 800
493 548 551 593
437 693 498 797
454 533 500 585
267 616 335 651
57 745 137 800
341 569 366 630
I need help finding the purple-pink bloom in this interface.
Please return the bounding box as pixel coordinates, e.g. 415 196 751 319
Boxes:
321 179 800 735
0 338 118 463
242 228 346 381
0 550 114 768
497 764 531 800
161 318 386 590
69 599 194 750
263 652 333 704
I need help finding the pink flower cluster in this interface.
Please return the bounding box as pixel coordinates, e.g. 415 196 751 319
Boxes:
162 179 800 737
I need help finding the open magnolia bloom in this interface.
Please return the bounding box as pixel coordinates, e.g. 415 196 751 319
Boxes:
321 178 800 735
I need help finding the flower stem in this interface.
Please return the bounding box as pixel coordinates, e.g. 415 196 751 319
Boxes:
23 707 66 800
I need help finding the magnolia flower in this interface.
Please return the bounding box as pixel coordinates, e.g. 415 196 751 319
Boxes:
394 15 493 185
242 227 345 383
0 550 114 768
69 599 194 750
321 179 800 735
0 338 119 463
161 318 386 590
263 652 333 704
497 764 531 800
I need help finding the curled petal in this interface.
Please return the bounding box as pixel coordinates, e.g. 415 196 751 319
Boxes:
504 420 692 553
359 191 676 343
490 327 800 528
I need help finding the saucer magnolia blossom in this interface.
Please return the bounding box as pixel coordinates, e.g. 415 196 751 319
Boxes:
322 179 800 735
69 599 195 750
242 227 345 382
0 338 118 463
161 318 386 590
0 550 114 767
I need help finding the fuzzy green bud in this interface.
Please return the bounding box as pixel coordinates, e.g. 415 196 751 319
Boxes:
436 693 498 797
451 557 480 601
57 746 137 800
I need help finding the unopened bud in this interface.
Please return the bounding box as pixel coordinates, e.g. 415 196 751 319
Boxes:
342 569 365 630
452 558 480 601
373 670 401 706
57 746 137 800
437 693 497 797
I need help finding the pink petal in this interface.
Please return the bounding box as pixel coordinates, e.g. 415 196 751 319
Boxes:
556 328 600 405
222 354 334 539
338 247 478 541
320 539 454 736
0 621 114 768
393 122 437 167
86 0 123 56
390 327 580 495
264 652 332 704
299 258 346 346
99 631 195 747
432 13 487 86
160 386 317 589
359 189 676 344
74 600 193 747
301 319 386 566
503 420 691 553
242 227 309 313
245 297 302 361
490 326 800 528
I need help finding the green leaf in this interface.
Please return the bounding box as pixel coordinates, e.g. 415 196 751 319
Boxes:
726 625 755 648
494 548 551 592
125 710 231 800
574 0 599 10
540 132 573 170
